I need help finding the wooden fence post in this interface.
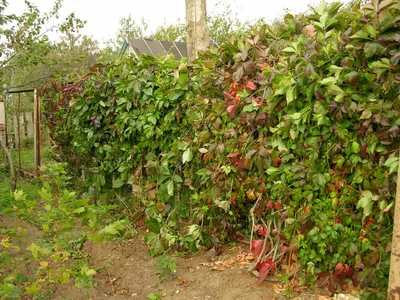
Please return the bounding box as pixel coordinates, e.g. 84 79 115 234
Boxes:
388 150 400 299
33 89 41 176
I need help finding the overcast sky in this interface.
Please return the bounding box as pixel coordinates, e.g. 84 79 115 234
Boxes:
7 0 350 44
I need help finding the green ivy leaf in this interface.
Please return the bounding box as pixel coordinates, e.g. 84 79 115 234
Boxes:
286 86 296 104
308 228 319 237
172 174 183 183
182 148 193 164
151 240 164 256
360 110 372 119
351 141 360 153
145 218 160 234
282 47 296 53
26 282 41 295
319 77 336 86
357 192 373 219
384 156 398 174
243 104 256 112
167 180 174 196
112 178 124 189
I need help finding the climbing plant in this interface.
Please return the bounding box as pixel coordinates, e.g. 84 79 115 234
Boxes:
42 0 399 296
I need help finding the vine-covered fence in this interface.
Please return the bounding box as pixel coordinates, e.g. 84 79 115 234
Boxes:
42 1 399 296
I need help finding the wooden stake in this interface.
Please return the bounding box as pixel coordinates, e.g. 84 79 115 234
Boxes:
33 89 41 177
388 150 400 299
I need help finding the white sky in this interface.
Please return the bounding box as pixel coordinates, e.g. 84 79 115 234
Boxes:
6 0 350 44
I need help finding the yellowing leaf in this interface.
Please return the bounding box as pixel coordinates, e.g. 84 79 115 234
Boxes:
182 148 193 164
247 189 257 200
198 148 208 153
26 282 41 295
303 24 316 38
39 261 49 269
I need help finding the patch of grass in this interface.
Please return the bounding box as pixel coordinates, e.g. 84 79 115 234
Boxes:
0 166 40 212
11 149 35 171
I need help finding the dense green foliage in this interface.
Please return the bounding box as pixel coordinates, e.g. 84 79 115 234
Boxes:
42 0 399 296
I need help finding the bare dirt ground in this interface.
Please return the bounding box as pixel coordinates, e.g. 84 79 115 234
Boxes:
1 215 331 300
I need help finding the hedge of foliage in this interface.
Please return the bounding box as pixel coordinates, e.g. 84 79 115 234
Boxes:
41 1 399 296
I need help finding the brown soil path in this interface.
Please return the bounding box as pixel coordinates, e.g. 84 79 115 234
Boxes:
0 215 330 300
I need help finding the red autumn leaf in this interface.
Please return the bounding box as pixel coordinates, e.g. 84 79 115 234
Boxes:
227 152 240 158
258 227 267 236
278 234 287 241
203 152 214 162
135 166 142 177
335 217 343 224
226 102 237 118
156 202 164 212
245 81 257 90
137 219 144 227
257 62 269 70
280 245 288 253
251 240 264 258
343 264 353 277
334 263 343 277
223 91 234 100
253 225 267 236
315 91 326 101
366 218 374 226
253 97 261 103
266 200 273 208
335 263 353 279
273 157 281 167
274 202 282 210
257 258 274 284
304 205 312 213
146 182 157 190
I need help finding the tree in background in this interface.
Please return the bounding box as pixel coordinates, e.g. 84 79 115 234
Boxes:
148 22 186 42
0 0 87 190
1 0 87 91
108 1 265 52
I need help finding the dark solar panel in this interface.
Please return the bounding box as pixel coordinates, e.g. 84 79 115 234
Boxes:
145 40 167 56
129 39 152 55
175 42 188 58
160 41 174 52
127 38 187 60
169 46 181 59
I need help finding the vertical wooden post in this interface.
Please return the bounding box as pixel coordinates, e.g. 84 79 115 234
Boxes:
185 0 209 63
17 93 21 169
19 115 25 148
33 89 41 177
388 150 400 299
4 95 9 148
